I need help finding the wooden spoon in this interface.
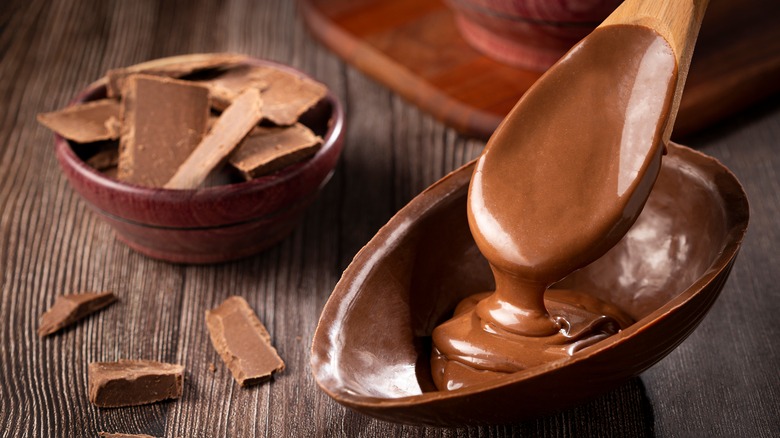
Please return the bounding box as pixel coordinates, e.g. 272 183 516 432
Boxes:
463 0 711 339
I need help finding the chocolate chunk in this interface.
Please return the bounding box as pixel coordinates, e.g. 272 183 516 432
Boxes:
88 360 184 408
38 292 117 337
118 75 209 187
205 296 284 387
164 88 263 189
199 64 270 111
229 123 322 179
99 433 157 438
256 68 327 126
37 99 121 143
86 143 120 170
106 53 248 97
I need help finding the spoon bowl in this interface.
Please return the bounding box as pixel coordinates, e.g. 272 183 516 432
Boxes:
311 142 748 426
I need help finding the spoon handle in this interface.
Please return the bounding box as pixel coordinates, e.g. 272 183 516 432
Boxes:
601 0 710 141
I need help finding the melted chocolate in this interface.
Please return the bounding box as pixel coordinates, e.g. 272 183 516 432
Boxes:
431 25 678 390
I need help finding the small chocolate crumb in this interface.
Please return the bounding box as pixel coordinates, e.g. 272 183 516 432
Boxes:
208 363 217 373
205 296 284 387
88 360 184 408
38 292 117 337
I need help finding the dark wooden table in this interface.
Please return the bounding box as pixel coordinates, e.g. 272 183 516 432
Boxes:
1 0 778 436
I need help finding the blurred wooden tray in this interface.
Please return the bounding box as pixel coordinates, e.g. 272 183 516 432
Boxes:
301 0 780 139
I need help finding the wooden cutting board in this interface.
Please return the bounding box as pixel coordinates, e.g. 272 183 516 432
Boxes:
300 0 780 139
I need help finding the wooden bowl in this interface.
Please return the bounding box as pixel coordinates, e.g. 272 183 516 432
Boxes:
54 56 345 264
311 142 749 426
445 0 622 71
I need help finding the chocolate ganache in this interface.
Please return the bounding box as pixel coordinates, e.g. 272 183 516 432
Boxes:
431 24 678 390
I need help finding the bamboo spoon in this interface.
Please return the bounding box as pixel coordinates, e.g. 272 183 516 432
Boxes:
601 0 710 142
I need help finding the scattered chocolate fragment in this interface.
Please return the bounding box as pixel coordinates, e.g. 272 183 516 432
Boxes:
229 123 322 179
164 88 263 189
106 52 248 97
118 75 209 187
88 360 184 408
99 433 157 438
38 292 117 337
205 296 284 387
37 99 121 143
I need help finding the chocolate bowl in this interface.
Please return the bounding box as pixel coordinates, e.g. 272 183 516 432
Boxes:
311 143 748 426
53 54 344 264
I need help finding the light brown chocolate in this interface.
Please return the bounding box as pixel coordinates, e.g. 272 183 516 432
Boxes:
164 88 263 189
431 24 678 390
37 99 121 144
255 68 327 126
199 64 270 110
38 292 117 337
86 143 119 170
229 123 322 179
118 74 209 187
88 360 184 408
205 296 284 387
105 53 248 97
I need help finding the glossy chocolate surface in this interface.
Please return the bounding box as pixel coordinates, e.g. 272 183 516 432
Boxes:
431 25 677 390
311 143 748 426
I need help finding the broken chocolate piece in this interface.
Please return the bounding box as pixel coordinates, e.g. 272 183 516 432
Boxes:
88 360 184 408
256 68 327 126
86 143 120 170
38 292 117 337
229 123 322 179
199 64 269 111
118 75 209 187
99 433 157 438
205 296 284 387
106 53 248 97
37 99 121 143
164 88 263 189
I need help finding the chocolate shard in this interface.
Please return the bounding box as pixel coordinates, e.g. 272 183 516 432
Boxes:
88 360 184 408
164 88 263 190
106 52 248 97
86 142 120 170
257 68 327 126
228 123 322 179
99 433 158 438
118 74 210 187
38 292 117 337
201 65 326 125
199 64 270 111
205 296 284 387
37 99 121 143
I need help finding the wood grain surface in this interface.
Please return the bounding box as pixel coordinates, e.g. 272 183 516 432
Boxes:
1 0 778 436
